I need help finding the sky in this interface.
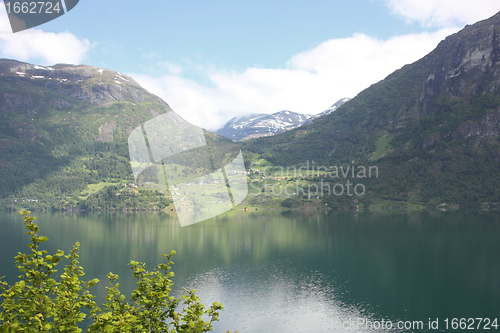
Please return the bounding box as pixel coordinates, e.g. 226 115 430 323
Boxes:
1 0 500 131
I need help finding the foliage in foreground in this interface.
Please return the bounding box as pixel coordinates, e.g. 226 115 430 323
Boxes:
0 211 233 332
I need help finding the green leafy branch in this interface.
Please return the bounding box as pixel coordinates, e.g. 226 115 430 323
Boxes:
0 211 236 333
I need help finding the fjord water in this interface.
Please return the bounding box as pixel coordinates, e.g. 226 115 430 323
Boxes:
0 211 499 332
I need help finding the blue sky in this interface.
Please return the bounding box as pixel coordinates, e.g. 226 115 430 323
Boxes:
1 0 500 130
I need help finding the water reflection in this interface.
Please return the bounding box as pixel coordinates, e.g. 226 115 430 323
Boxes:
0 210 499 332
185 260 399 333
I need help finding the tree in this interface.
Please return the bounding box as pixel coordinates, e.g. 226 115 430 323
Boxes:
0 211 233 332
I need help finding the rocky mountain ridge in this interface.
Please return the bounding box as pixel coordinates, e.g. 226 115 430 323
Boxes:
216 98 349 141
0 59 170 111
303 98 351 125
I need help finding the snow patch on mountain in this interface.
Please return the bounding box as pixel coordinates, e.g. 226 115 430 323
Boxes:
216 98 349 141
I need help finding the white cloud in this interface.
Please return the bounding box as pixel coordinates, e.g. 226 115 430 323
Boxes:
130 29 455 131
156 61 183 75
0 3 91 65
382 0 500 27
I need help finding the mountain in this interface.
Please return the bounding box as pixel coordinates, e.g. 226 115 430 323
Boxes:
216 98 349 141
302 98 351 125
216 110 312 141
243 11 500 207
0 59 234 211
314 98 351 118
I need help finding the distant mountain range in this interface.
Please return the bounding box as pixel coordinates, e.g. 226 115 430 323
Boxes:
216 98 350 141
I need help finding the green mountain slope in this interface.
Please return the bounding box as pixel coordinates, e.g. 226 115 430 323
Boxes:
243 11 500 207
0 59 235 211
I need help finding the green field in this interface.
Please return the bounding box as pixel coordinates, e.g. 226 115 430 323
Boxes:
371 134 393 161
78 182 121 200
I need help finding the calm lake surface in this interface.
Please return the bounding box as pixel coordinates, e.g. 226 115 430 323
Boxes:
0 210 499 332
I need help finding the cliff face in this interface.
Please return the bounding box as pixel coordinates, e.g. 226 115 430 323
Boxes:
423 18 500 98
420 16 500 148
356 11 500 144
